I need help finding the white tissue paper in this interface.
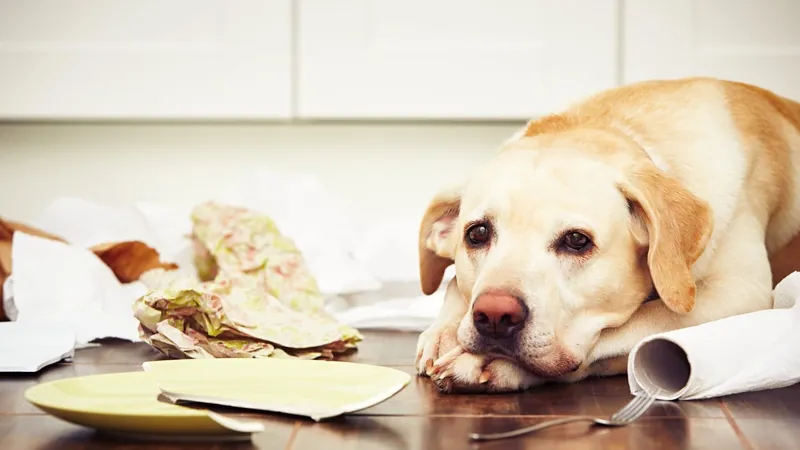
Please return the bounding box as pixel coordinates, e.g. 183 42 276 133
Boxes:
351 217 423 283
327 265 455 332
628 271 800 400
332 290 445 332
9 232 147 346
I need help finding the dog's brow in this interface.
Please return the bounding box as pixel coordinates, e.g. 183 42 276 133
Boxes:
463 214 493 233
554 216 594 232
462 205 495 227
549 217 597 246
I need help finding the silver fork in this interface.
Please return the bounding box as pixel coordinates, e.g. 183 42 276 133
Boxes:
468 391 658 441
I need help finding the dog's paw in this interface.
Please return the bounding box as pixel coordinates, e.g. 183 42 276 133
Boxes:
429 347 541 394
415 322 460 376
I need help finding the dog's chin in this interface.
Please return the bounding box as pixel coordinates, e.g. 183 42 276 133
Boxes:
462 341 582 378
458 327 583 378
517 346 583 379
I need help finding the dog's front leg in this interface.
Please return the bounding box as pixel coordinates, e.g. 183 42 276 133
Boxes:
569 221 775 382
415 278 467 375
560 282 770 383
429 347 544 393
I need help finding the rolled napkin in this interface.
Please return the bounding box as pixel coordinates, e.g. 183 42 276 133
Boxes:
133 201 363 360
627 271 800 400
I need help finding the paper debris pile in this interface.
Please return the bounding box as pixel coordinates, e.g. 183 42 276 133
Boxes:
0 218 176 322
133 201 363 360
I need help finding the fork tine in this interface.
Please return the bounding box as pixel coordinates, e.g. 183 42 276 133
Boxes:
617 398 655 424
613 394 653 421
629 395 657 420
620 394 655 420
614 394 657 423
610 394 648 420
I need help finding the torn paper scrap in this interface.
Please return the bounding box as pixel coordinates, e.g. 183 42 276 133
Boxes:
0 217 68 319
32 197 159 251
203 167 383 296
190 201 329 312
0 322 76 372
134 273 361 360
133 201 363 360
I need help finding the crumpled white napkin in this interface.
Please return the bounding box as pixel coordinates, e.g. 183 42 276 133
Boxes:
628 271 800 400
329 289 445 332
351 217 422 283
8 232 147 346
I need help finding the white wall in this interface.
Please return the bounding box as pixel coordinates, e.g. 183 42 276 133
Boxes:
0 122 522 224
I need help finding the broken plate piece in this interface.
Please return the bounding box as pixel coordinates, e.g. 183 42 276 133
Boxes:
143 358 411 421
25 358 410 440
25 371 253 440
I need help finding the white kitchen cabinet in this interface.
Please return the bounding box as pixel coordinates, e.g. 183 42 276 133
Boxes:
624 0 800 99
0 0 293 119
296 0 620 119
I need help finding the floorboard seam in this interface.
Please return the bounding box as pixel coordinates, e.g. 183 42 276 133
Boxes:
719 400 755 450
283 421 301 450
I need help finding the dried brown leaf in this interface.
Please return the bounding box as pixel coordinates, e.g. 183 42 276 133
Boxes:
0 272 6 321
0 241 8 321
91 241 178 283
0 241 11 275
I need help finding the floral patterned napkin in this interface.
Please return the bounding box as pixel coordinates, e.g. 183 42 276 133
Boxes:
133 201 362 360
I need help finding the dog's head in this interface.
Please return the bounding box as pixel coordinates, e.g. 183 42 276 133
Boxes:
418 130 713 378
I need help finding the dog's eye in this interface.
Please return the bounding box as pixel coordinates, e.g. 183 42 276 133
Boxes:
466 223 491 247
561 231 592 253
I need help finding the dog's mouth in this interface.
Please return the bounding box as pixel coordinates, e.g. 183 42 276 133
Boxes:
459 329 582 378
484 343 517 357
461 335 520 358
479 340 583 379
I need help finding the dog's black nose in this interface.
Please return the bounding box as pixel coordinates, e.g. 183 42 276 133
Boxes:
472 290 528 339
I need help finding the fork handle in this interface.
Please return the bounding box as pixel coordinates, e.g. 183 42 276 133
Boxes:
468 416 595 441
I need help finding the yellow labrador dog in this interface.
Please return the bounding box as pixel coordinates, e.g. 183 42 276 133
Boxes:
415 77 800 393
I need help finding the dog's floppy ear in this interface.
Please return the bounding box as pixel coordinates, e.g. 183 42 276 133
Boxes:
419 184 462 295
618 164 713 314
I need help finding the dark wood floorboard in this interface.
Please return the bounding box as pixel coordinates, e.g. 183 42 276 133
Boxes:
1 330 795 449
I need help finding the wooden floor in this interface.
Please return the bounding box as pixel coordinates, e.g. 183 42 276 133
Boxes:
1 330 797 449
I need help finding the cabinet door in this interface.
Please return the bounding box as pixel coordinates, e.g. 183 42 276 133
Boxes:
0 0 292 119
624 0 800 99
297 0 619 119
